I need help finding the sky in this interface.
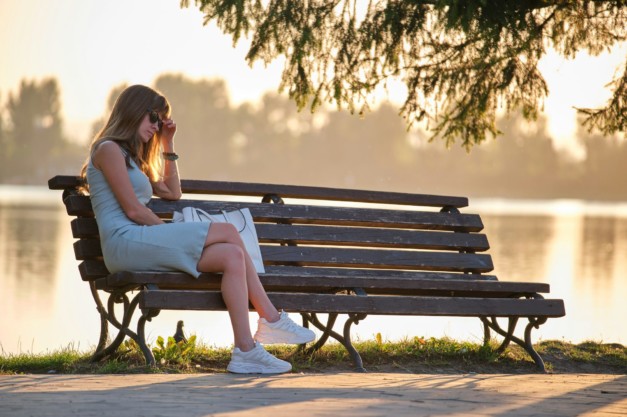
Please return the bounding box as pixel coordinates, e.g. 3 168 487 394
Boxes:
0 0 625 155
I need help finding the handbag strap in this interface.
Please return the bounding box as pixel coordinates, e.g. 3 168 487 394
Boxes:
221 208 247 233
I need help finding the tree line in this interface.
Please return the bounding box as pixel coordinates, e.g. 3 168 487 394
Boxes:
0 74 625 201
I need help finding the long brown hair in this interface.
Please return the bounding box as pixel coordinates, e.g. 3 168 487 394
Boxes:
80 85 171 189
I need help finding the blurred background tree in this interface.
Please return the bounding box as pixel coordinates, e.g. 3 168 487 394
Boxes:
181 0 626 148
89 83 129 141
0 79 83 183
155 74 237 179
1 73 625 201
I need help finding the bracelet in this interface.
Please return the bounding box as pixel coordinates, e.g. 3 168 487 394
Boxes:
162 152 179 161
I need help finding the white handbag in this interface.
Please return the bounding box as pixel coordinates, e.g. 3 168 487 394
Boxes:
173 207 265 273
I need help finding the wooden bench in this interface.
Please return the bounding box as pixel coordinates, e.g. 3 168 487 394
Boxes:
49 175 565 372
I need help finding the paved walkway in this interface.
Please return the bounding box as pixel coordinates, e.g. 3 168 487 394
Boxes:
0 372 625 416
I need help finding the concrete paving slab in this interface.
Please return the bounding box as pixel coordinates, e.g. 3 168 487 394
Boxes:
0 373 625 417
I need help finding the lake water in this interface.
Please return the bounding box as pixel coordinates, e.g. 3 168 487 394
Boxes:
1 185 626 355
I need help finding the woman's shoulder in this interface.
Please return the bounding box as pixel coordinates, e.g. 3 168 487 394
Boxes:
91 140 127 168
93 139 129 157
94 138 119 151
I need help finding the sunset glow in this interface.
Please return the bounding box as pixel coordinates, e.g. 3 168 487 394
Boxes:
0 0 624 148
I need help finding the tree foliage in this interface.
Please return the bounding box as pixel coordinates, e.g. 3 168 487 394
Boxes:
181 0 627 148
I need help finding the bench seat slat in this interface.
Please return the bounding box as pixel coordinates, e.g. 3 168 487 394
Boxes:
139 290 565 317
77 260 500 283
63 196 484 232
103 270 550 295
95 266 499 286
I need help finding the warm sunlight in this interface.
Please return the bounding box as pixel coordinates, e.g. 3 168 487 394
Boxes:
0 0 624 149
2 5 626 403
0 0 284 141
538 44 627 158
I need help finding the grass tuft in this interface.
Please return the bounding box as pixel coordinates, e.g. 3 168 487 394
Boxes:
1 336 624 375
0 346 88 374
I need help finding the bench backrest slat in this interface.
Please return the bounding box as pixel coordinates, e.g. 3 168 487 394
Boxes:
71 218 489 251
256 224 489 251
72 241 493 273
180 180 469 207
264 265 497 281
260 246 493 272
64 196 484 232
49 175 469 208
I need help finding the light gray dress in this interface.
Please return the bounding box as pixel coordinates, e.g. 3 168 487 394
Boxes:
86 142 210 278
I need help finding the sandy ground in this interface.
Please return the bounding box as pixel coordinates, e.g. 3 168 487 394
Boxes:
0 372 625 417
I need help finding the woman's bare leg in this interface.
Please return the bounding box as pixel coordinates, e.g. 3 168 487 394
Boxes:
200 224 279 318
196 223 280 350
197 241 254 350
241 247 281 321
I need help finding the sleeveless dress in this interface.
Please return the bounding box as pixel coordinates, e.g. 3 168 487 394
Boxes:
86 142 210 278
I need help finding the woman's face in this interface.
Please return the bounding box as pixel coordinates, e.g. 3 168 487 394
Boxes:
137 110 163 143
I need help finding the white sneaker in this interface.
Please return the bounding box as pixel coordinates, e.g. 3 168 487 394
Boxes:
226 342 292 374
254 310 316 344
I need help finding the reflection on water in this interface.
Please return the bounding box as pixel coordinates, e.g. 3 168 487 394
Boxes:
1 188 625 354
482 214 553 283
580 217 618 284
1 206 60 293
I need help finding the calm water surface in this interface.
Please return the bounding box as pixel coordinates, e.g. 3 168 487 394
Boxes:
1 186 626 354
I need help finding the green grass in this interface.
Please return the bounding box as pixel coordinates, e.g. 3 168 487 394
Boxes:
1 336 625 375
0 346 89 374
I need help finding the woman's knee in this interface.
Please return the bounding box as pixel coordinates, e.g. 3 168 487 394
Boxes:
197 242 246 273
222 243 246 271
205 223 243 246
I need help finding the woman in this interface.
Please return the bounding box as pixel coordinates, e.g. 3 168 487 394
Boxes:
80 84 314 374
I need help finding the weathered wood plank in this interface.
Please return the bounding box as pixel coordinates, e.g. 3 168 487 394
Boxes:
73 239 493 272
76 255 499 283
180 179 469 208
74 239 102 259
71 218 99 238
48 175 83 190
48 175 469 207
260 246 494 272
139 290 566 317
63 195 484 231
106 269 549 295
68 218 489 251
263 265 498 280
256 224 490 251
78 260 109 281
150 200 485 231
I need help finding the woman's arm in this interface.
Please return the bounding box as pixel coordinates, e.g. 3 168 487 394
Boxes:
152 118 183 201
93 141 164 225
